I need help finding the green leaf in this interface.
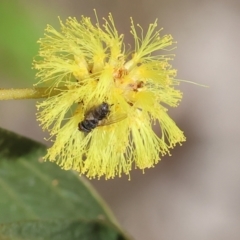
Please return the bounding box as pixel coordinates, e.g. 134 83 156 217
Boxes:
0 219 125 240
0 128 128 239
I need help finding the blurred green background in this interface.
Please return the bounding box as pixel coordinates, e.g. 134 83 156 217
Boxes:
1 1 240 240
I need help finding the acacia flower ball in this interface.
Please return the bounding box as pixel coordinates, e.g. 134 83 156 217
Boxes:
34 13 186 179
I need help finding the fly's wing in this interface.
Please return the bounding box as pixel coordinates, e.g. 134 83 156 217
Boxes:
98 113 127 127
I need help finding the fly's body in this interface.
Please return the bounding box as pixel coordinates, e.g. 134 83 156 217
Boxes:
78 102 110 133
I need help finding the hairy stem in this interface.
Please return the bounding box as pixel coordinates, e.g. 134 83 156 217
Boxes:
0 87 67 100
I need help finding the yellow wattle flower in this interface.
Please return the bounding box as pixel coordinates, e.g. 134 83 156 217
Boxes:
34 12 186 179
